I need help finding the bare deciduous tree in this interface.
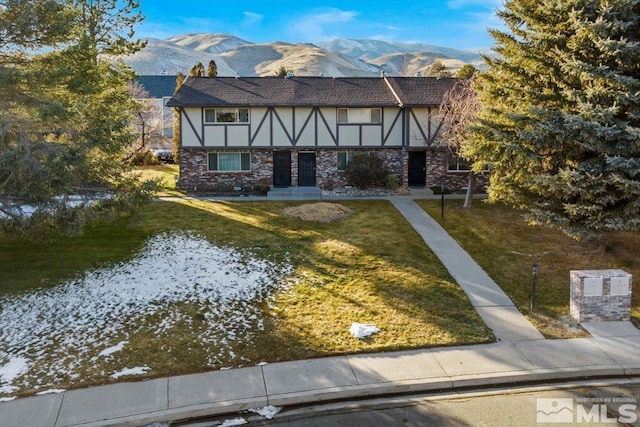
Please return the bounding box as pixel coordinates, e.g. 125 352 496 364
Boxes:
440 77 481 208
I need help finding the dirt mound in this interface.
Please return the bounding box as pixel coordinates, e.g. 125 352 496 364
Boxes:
283 203 354 223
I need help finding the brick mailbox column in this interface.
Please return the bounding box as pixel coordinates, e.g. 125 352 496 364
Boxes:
570 269 632 323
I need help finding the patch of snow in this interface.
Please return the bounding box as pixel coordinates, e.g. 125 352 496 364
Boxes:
36 389 66 395
256 361 268 366
111 366 150 379
0 357 28 393
220 418 247 426
98 341 128 358
249 405 281 420
0 396 16 402
0 232 293 394
350 322 380 339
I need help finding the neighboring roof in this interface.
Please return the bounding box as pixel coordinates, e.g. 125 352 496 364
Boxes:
166 76 455 108
134 75 179 98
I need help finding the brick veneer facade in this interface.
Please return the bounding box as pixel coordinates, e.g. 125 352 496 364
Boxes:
570 269 632 322
178 147 488 194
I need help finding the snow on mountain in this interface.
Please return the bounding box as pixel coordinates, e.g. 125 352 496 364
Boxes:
124 33 484 77
167 33 251 54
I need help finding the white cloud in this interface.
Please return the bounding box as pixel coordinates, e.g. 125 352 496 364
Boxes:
243 11 264 26
290 8 358 41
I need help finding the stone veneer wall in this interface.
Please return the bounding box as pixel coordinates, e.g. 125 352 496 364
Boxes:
177 147 486 193
178 148 272 192
316 148 403 189
570 269 632 322
424 149 489 193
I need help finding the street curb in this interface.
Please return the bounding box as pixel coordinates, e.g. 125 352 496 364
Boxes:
79 366 635 427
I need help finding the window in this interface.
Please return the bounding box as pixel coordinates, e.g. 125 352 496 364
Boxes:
337 151 378 171
337 151 353 171
208 152 251 172
448 155 471 171
204 108 249 123
448 155 490 172
337 108 382 124
370 108 382 123
337 108 349 124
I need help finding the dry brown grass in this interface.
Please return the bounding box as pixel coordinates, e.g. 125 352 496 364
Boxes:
418 200 640 337
282 202 354 223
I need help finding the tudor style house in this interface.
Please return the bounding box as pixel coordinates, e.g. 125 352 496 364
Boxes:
167 75 479 192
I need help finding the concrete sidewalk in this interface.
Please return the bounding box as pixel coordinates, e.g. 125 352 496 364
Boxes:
1 323 639 427
390 198 544 342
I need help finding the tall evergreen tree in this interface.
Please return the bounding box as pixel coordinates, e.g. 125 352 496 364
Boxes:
190 62 205 76
0 0 157 239
207 60 217 77
467 0 640 238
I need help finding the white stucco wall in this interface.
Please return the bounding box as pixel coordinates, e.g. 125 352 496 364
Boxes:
181 106 419 148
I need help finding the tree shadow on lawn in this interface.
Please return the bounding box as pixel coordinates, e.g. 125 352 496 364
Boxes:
175 199 494 353
0 199 493 396
418 200 640 333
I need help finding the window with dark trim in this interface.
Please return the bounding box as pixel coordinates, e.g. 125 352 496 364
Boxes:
208 152 251 172
204 108 250 123
337 108 382 124
448 155 490 172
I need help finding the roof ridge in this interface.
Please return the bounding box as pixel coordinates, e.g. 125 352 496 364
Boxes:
382 75 404 107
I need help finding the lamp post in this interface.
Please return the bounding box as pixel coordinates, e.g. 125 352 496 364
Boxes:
531 263 539 310
440 183 445 219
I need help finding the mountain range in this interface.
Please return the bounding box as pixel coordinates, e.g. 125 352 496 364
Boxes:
124 33 486 77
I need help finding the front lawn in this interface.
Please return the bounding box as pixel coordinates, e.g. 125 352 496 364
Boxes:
418 200 640 336
0 199 492 397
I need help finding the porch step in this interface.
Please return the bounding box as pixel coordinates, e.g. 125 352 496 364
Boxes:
409 187 435 198
267 187 323 200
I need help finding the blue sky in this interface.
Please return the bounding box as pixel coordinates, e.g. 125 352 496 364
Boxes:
136 1 504 50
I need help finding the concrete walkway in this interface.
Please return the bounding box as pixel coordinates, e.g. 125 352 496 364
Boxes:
1 193 639 426
2 325 639 427
390 197 544 341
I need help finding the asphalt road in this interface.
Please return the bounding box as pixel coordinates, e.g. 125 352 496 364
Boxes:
188 379 640 427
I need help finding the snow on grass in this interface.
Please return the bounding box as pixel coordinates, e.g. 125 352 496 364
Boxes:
0 232 293 395
35 389 66 395
98 341 128 358
0 358 29 394
111 366 150 379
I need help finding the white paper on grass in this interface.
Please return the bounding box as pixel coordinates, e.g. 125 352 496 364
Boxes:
350 322 380 338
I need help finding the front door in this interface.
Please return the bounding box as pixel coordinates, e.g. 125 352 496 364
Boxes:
298 153 316 187
273 151 291 187
408 151 427 186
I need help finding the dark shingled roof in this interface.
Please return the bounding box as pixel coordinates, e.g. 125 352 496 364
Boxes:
135 75 179 98
166 76 455 108
386 76 457 107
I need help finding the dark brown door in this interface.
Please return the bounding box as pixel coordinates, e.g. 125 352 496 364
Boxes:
408 151 427 186
273 151 291 187
298 153 316 187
